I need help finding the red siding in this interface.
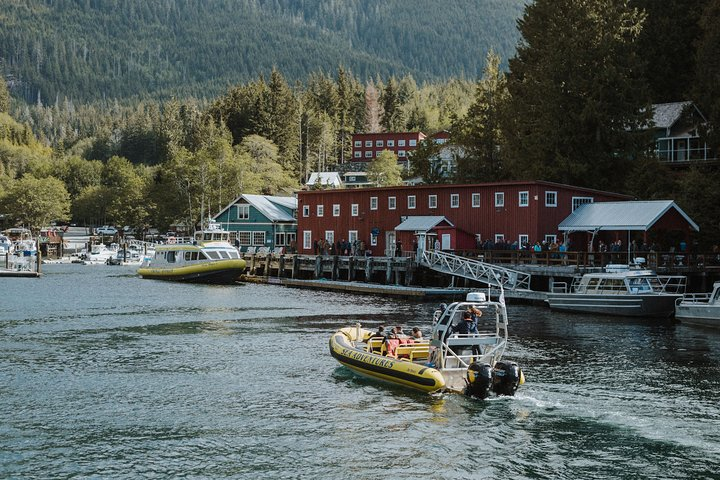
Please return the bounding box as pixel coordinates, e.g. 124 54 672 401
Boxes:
297 181 631 255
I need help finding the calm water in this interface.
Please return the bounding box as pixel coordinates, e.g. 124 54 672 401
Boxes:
1 265 719 479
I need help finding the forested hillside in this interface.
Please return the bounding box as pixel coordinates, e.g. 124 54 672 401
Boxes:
0 0 524 103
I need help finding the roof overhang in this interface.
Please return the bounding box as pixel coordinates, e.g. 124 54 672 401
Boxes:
394 216 454 232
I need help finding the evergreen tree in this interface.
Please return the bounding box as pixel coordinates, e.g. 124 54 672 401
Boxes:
693 0 720 154
452 51 508 182
501 0 653 190
408 139 445 184
381 77 404 132
0 77 10 113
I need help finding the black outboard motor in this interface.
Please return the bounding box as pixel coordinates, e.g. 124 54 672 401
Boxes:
492 360 522 396
465 362 493 399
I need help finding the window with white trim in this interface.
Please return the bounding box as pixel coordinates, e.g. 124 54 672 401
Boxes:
275 232 286 246
286 232 296 246
495 234 505 243
408 195 416 209
519 234 529 246
364 151 372 158
545 191 558 207
370 197 378 210
376 140 384 147
303 231 312 250
429 194 437 209
545 234 557 244
349 230 358 243
325 230 334 243
354 140 362 147
450 193 459 208
252 231 266 246
572 196 594 211
365 140 372 147
495 192 505 207
387 140 395 147
351 204 359 217
237 204 250 220
317 205 324 217
388 196 396 210
353 151 361 158
409 139 417 146
333 204 340 217
302 205 309 217
376 150 382 157
472 193 481 207
519 191 529 207
398 150 406 157
237 231 251 245
398 139 406 147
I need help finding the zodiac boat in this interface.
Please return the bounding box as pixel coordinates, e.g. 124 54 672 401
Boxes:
329 291 524 399
137 223 246 284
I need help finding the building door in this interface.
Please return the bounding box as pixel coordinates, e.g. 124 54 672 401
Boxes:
386 231 396 256
441 233 451 250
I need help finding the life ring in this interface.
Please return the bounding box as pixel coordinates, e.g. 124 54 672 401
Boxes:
167 236 176 244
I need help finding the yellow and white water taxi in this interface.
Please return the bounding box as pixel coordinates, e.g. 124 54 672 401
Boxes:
329 290 524 399
137 224 246 284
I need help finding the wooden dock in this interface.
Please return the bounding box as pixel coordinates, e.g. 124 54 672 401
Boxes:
0 268 41 278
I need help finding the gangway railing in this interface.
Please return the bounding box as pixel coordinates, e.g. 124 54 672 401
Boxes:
419 250 531 291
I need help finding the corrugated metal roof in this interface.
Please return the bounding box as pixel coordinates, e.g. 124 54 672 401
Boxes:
558 200 699 232
242 194 297 222
394 216 453 232
652 101 691 129
306 172 342 187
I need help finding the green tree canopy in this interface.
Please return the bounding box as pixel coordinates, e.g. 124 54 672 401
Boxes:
367 150 403 186
501 0 653 190
0 174 70 229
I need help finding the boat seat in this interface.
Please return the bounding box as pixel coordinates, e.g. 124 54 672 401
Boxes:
395 345 430 361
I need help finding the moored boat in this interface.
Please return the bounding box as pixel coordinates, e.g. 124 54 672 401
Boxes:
329 291 524 399
137 223 246 284
546 265 686 317
675 281 720 328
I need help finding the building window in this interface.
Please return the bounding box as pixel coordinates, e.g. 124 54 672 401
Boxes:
495 192 505 207
572 196 594 211
429 194 437 209
398 139 406 147
495 234 505 243
450 193 459 208
376 150 382 157
376 140 384 147
354 140 362 148
275 232 286 246
545 191 558 207
303 231 312 250
237 231 251 246
387 140 395 147
317 205 324 217
302 205 310 217
408 195 416 209
325 230 334 243
252 231 265 246
545 234 557 244
370 197 378 210
349 230 358 243
472 193 481 208
351 204 359 217
365 140 372 147
364 151 372 158
409 139 417 147
519 191 529 207
347 176 356 182
398 150 406 157
237 204 250 220
286 232 296 247
333 204 340 217
388 196 396 210
519 234 529 247
353 151 361 158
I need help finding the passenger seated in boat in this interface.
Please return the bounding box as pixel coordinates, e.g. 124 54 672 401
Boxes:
451 311 481 357
411 327 423 340
369 325 386 339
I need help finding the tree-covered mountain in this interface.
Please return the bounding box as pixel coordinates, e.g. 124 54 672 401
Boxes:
0 0 525 103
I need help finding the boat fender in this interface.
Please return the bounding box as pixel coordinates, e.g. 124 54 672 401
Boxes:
491 360 521 396
465 362 493 399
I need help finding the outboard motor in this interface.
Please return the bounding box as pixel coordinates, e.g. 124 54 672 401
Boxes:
492 360 522 396
465 362 493 399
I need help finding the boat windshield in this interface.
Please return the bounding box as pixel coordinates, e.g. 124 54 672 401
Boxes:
627 277 653 294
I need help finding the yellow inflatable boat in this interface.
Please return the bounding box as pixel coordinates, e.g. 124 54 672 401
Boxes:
329 292 524 398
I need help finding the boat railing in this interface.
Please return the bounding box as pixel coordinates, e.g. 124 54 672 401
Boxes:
653 275 687 294
550 281 569 293
677 292 712 305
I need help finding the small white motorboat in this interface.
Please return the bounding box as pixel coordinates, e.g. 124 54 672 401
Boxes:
675 281 720 328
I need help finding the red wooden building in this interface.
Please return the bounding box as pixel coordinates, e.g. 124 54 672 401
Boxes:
296 181 631 255
351 132 427 163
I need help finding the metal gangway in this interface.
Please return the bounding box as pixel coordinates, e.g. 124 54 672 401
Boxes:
419 249 532 291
